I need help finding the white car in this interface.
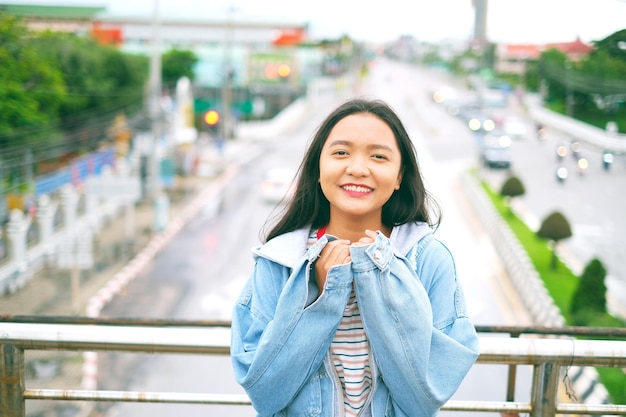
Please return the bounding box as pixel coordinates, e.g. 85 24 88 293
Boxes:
501 116 529 140
259 168 297 204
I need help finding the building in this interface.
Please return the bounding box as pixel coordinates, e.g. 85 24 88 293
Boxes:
472 0 488 46
0 2 316 88
496 37 594 75
0 3 105 32
1 2 330 121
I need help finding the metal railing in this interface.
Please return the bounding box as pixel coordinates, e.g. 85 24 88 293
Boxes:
2 318 626 417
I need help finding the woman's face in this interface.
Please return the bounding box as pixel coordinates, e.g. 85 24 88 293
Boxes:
319 113 402 224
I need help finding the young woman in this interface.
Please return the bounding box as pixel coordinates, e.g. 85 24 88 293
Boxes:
231 98 479 417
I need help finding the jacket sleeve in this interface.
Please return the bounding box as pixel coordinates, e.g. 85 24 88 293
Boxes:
230 255 353 415
351 234 480 417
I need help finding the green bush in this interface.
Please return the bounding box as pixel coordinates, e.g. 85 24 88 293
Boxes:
571 258 607 325
500 175 525 199
536 211 573 269
477 174 625 403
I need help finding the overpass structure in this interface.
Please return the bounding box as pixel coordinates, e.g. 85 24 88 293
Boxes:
525 94 626 154
1 319 626 417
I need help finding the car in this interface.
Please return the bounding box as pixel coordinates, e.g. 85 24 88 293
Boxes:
432 86 459 105
259 168 297 204
479 133 512 169
459 106 496 132
500 115 529 140
481 145 512 169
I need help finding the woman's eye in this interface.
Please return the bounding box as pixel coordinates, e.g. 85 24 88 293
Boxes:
333 150 348 156
373 154 388 160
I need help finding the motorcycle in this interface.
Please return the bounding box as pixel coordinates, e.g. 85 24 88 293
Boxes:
577 157 588 176
556 166 568 183
603 151 614 171
536 124 547 141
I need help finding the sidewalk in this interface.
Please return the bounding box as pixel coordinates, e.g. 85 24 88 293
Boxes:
0 149 238 317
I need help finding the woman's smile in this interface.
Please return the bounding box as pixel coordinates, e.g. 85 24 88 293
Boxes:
341 183 374 196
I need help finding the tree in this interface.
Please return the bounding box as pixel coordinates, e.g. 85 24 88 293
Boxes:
581 30 626 123
570 258 607 325
499 175 525 216
30 31 147 129
590 29 626 64
0 13 149 193
536 48 569 111
0 12 66 148
529 30 626 130
500 176 525 198
536 211 572 269
162 49 199 91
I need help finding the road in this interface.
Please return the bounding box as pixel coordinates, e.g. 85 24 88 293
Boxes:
495 126 626 317
98 93 330 417
427 71 626 318
99 58 538 417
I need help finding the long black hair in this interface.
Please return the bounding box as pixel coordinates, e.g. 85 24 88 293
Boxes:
263 97 441 243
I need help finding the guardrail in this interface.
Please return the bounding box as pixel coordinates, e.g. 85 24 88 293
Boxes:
524 94 626 154
2 319 626 417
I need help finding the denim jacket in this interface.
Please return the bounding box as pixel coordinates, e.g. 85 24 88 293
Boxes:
231 222 480 417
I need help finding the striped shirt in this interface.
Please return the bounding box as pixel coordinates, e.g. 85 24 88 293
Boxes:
309 229 372 416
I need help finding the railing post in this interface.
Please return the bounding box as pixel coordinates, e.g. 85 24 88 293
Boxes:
36 194 57 259
0 343 26 417
6 209 29 274
530 362 559 417
506 364 517 401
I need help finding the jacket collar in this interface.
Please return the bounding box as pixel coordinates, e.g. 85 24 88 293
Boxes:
252 227 311 268
253 222 433 269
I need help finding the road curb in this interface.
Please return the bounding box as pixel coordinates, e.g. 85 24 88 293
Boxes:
459 170 611 406
79 165 240 400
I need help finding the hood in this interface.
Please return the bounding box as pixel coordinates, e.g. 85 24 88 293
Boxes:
253 222 433 269
389 221 432 255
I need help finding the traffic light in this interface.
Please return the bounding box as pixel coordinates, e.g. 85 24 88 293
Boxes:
277 63 291 78
263 63 291 80
203 110 220 126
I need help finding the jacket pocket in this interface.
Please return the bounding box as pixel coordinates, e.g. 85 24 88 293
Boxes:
277 371 323 416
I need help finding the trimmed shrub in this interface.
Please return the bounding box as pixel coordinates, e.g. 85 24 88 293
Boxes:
537 211 572 269
500 175 525 199
571 258 607 325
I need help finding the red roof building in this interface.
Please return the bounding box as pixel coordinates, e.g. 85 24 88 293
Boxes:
272 29 306 46
546 37 594 59
496 37 594 74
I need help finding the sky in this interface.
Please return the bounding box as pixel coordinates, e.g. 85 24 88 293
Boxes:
5 0 626 44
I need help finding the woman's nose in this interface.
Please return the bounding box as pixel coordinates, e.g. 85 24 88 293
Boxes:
346 157 369 176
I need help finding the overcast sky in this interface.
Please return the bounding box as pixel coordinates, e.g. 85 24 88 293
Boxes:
6 0 626 44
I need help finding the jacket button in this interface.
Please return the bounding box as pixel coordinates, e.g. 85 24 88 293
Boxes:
374 249 382 260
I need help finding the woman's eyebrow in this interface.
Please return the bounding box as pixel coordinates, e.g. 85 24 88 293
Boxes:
369 144 394 152
327 139 350 147
327 140 394 152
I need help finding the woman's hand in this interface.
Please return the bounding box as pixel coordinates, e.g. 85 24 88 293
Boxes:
351 229 377 247
313 231 379 295
313 239 351 295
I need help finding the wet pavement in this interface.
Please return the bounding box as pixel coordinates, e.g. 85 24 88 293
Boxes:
0 174 219 317
0 145 243 417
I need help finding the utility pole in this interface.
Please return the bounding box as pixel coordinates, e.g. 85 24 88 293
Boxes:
221 6 236 140
147 0 170 232
148 0 162 201
565 61 574 117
